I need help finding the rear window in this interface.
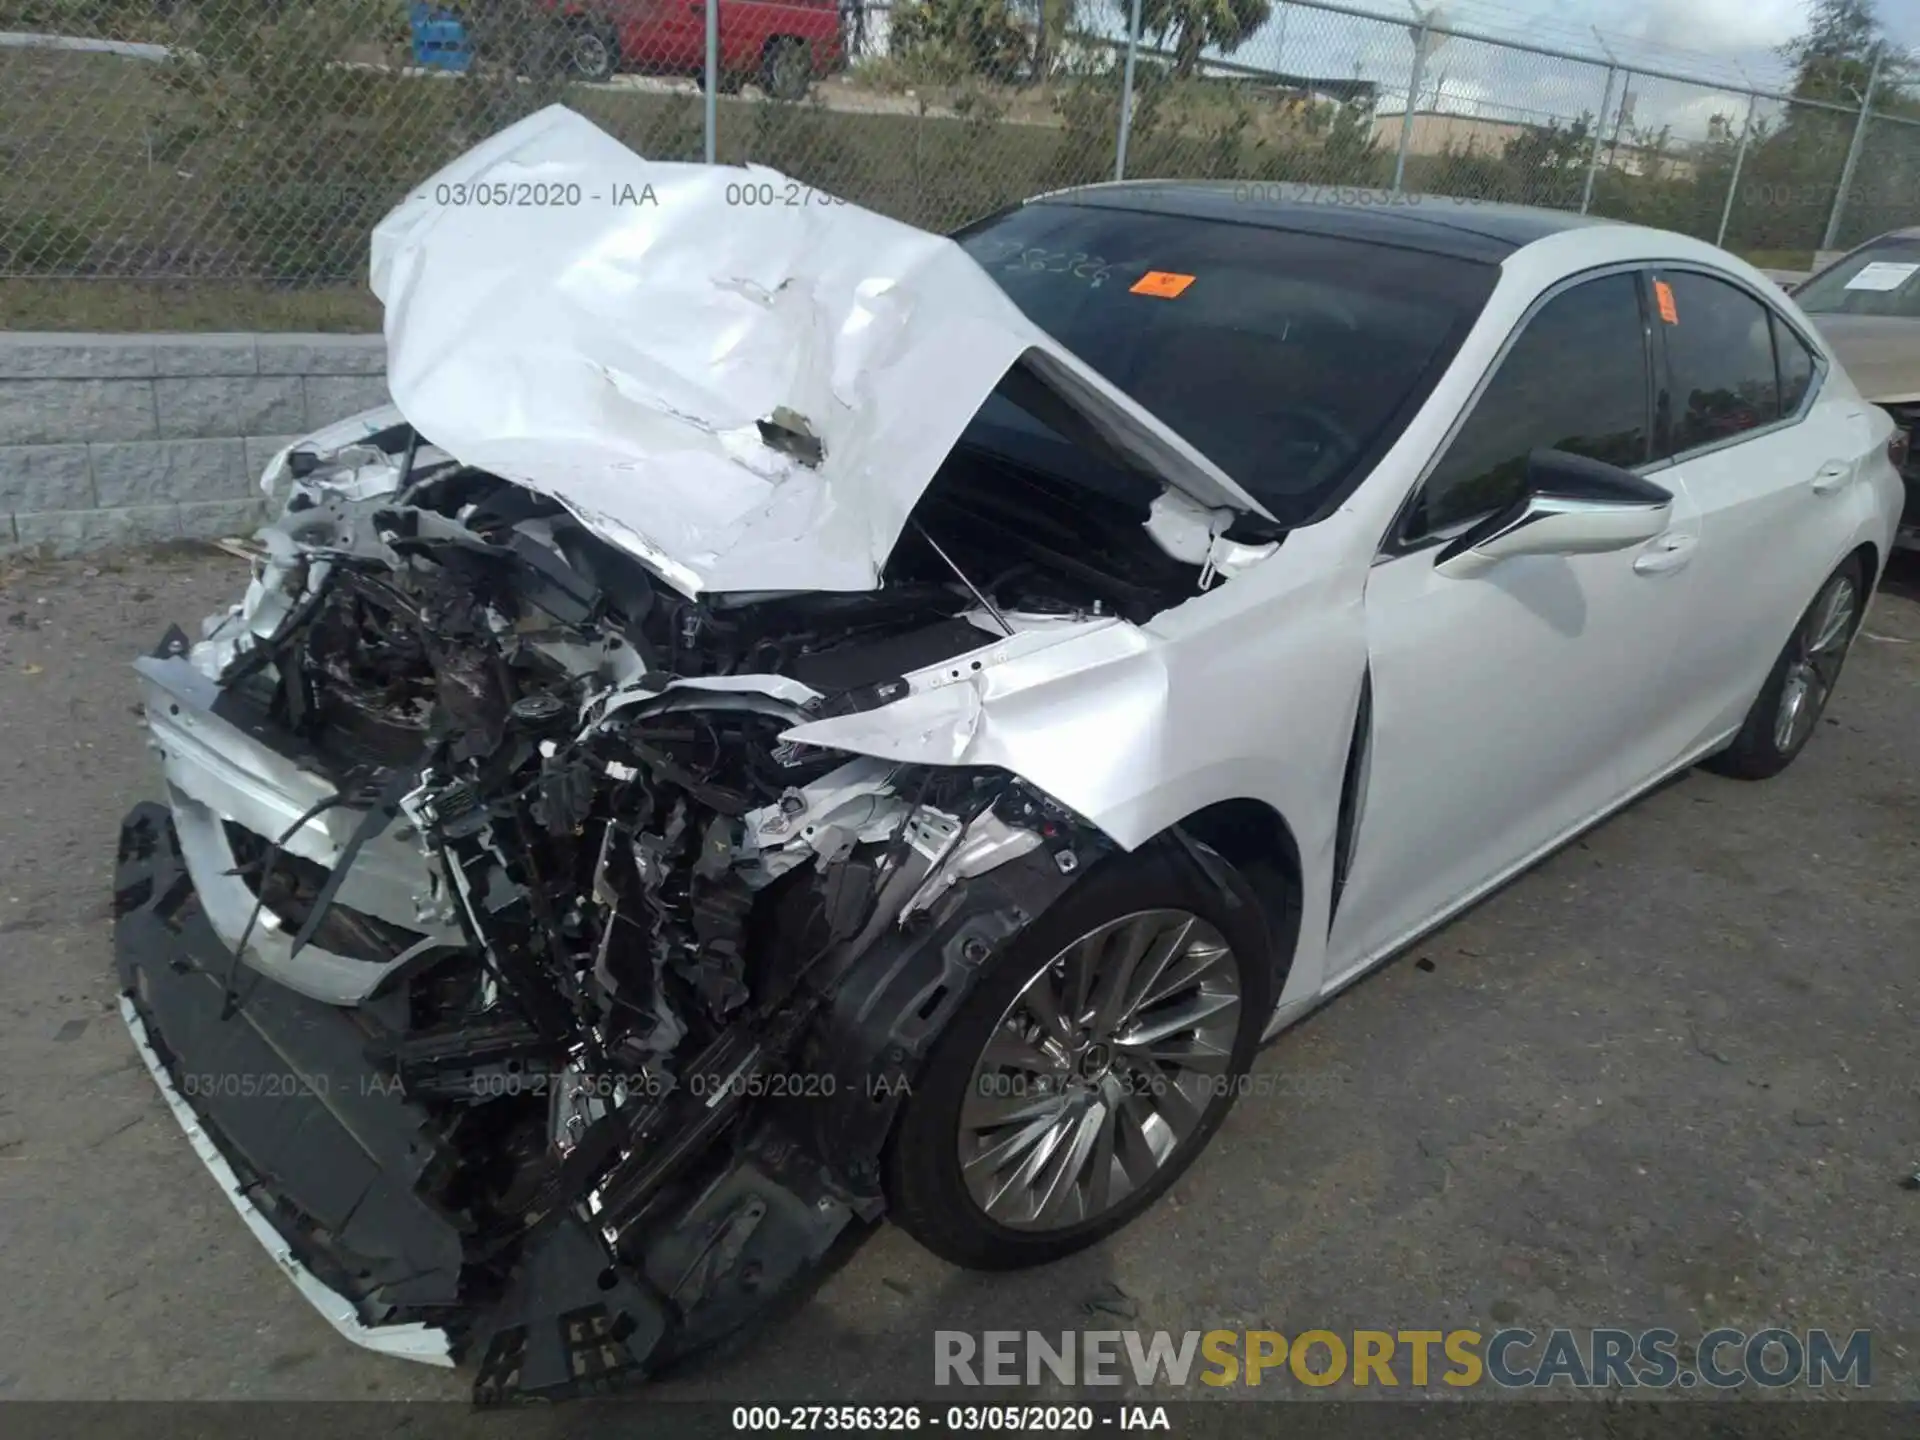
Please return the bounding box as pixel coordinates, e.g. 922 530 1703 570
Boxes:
1793 238 1920 318
1656 270 1783 454
955 203 1497 525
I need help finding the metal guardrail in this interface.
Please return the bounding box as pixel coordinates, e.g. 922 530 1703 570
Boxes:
0 0 1914 288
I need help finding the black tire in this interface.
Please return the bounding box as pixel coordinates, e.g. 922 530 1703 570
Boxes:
1702 554 1868 781
566 22 617 81
761 36 812 101
884 842 1274 1271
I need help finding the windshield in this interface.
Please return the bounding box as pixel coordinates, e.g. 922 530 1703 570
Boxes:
954 201 1497 525
1793 238 1920 318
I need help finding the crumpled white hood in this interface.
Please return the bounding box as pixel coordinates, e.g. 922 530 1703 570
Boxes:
369 105 1267 598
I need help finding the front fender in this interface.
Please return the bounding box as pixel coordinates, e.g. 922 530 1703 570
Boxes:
781 563 1372 1009
793 845 1082 1195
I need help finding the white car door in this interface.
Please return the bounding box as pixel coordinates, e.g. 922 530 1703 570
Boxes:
1325 268 1699 982
1638 268 1877 749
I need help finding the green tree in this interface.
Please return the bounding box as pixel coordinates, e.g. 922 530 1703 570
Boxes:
1026 0 1078 81
1781 0 1907 104
891 0 1031 80
1742 0 1918 249
1120 0 1273 79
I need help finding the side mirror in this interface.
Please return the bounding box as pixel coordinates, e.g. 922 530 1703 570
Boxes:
1435 449 1673 579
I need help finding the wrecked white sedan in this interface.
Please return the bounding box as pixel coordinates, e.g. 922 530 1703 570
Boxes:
116 106 1903 1399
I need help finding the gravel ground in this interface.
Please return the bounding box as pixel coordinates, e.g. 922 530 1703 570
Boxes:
0 545 1915 1406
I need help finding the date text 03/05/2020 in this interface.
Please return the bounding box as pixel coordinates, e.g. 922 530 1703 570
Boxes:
730 1407 1172 1432
412 180 848 209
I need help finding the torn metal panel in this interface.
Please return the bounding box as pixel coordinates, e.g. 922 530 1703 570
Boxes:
368 105 1270 599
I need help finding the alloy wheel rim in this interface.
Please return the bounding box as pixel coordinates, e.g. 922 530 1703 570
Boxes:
1774 574 1857 754
957 908 1241 1232
573 35 608 75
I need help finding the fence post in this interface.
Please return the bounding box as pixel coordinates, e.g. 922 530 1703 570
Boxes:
1823 41 1884 252
1716 94 1757 248
1580 65 1617 214
1115 0 1144 181
1606 69 1633 170
1392 17 1432 195
703 0 719 164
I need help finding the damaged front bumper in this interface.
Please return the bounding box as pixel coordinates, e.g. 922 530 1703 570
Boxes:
116 658 1084 1400
137 649 462 1004
115 802 467 1365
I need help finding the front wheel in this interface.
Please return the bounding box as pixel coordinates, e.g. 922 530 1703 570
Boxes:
884 844 1273 1270
566 22 617 81
1703 555 1866 780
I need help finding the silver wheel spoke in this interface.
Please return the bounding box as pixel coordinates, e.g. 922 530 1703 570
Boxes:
1131 1060 1207 1139
1120 1033 1234 1075
1018 966 1075 1046
961 1085 1068 1133
1083 1097 1117 1216
1114 989 1240 1048
1776 576 1856 754
978 1023 1064 1077
965 1109 1070 1216
1134 937 1230 1012
1112 1090 1168 1185
990 1110 1083 1220
1090 917 1159 1044
1061 932 1103 1028
1809 582 1855 654
1032 1101 1107 1227
960 907 1245 1232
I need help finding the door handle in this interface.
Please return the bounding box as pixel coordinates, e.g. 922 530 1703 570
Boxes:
1632 533 1696 576
1811 460 1853 495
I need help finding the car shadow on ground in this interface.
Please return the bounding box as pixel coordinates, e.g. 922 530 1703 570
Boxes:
1878 548 1920 604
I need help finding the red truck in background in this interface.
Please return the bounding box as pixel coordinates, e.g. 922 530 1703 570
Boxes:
552 0 845 99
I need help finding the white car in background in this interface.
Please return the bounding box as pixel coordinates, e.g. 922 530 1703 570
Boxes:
114 109 1905 1400
1790 227 1920 551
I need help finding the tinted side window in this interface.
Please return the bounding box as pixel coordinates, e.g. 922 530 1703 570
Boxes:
1657 271 1780 454
1409 273 1650 539
1774 312 1816 415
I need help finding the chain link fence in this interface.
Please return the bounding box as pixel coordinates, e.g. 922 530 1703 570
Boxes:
2 0 1917 316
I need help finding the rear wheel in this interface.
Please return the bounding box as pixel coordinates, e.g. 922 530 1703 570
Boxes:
761 36 812 100
1703 555 1866 780
885 844 1273 1270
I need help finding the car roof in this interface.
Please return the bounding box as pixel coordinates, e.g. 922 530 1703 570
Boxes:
1031 180 1618 265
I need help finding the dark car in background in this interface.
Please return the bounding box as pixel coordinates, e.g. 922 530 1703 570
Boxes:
549 0 844 97
1794 228 1920 551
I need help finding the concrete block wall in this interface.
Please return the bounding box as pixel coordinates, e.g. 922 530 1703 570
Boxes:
0 333 389 554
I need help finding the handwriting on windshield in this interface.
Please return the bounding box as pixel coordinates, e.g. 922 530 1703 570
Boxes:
998 248 1112 285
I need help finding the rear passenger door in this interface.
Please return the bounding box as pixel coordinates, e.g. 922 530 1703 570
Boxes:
1642 268 1869 749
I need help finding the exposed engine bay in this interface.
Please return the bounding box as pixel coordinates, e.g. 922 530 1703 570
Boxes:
116 411 1251 1398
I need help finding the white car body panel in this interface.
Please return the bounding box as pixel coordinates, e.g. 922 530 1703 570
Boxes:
785 219 1901 1012
246 170 1899 1030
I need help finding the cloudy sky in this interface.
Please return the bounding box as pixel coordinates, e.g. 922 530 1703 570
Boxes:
1173 0 1920 138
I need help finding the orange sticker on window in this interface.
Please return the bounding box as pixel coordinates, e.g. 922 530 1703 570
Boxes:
1130 270 1195 298
1654 279 1679 324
